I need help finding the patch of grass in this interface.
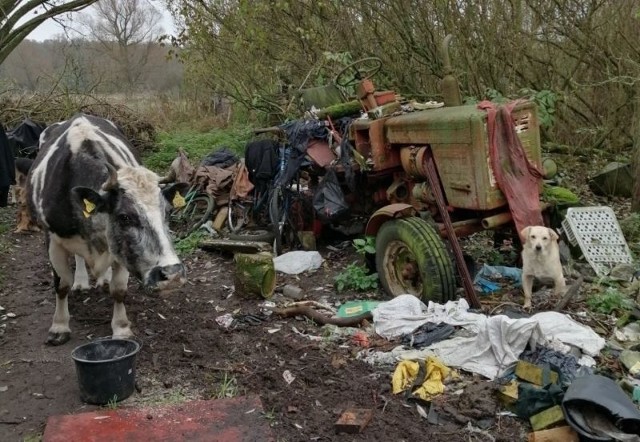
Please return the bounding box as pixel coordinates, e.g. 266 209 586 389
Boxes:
143 126 254 173
105 394 119 410
214 372 238 399
586 287 634 315
23 434 42 442
262 407 278 427
334 262 378 293
174 231 208 256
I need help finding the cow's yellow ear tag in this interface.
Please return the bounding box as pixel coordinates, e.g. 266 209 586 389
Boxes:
83 199 96 218
172 192 186 209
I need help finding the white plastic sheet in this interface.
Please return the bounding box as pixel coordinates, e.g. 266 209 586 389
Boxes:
273 251 323 275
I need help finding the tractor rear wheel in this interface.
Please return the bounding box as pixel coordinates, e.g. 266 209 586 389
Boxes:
376 217 456 303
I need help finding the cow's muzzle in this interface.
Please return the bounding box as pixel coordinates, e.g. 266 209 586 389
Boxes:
146 263 186 289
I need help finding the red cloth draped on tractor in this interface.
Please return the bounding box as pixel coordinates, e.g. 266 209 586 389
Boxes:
478 100 544 234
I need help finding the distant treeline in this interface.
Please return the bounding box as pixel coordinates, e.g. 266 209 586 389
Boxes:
0 38 183 95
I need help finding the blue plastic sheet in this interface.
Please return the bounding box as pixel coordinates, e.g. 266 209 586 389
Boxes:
473 264 523 293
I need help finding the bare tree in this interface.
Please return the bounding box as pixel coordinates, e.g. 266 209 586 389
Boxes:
79 0 163 92
0 0 98 64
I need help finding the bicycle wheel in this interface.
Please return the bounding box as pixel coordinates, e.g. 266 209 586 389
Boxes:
170 194 215 239
269 187 287 255
227 200 249 234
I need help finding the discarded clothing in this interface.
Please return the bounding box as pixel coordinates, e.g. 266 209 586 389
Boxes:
372 295 485 338
278 120 328 186
245 139 280 189
193 164 237 205
515 381 564 419
391 356 453 401
401 322 455 349
520 346 582 386
229 159 254 200
563 375 640 441
366 297 605 379
200 147 239 169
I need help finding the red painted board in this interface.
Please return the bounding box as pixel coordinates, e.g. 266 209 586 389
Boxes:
43 395 274 442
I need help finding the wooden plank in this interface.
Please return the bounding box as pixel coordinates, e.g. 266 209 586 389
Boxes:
528 426 579 442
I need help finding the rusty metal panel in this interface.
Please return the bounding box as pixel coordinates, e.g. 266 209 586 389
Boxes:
384 106 477 145
353 119 402 171
383 102 541 211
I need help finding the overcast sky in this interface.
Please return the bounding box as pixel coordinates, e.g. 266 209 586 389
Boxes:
26 5 176 42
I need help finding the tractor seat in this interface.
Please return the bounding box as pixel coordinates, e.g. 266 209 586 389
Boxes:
299 83 346 110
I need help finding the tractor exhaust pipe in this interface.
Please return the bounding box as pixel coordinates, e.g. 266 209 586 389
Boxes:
441 34 462 107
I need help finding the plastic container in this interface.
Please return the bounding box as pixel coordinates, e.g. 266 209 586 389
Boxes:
71 339 141 405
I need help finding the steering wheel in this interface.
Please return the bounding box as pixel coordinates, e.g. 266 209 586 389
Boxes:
335 57 383 88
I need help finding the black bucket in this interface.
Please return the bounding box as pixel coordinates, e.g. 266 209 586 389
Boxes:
71 339 141 405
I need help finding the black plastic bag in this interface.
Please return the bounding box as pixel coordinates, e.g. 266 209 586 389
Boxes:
313 169 349 223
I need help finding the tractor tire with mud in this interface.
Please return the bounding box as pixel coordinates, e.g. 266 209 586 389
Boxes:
375 217 456 303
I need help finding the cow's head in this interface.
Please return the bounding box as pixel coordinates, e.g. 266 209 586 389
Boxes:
72 164 187 290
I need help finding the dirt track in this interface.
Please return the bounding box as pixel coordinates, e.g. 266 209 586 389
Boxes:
0 206 524 441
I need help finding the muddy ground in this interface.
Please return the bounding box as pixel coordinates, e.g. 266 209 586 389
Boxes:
0 203 531 442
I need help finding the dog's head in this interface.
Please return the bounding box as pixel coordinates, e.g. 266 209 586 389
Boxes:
520 226 559 254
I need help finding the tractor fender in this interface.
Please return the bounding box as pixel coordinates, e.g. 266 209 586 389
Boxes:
365 203 419 236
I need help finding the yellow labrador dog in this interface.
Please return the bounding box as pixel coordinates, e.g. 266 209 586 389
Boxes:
520 226 566 309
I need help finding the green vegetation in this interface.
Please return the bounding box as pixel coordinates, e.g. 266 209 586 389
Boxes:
262 407 278 428
333 237 379 292
174 231 209 256
335 262 378 293
214 372 239 399
105 394 119 410
542 185 580 205
143 127 254 173
586 288 634 315
353 236 376 256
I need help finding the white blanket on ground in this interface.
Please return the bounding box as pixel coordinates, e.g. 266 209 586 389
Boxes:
367 295 605 379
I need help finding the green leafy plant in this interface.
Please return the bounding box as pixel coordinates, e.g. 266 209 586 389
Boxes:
520 88 559 129
586 288 634 315
334 262 378 292
353 236 376 255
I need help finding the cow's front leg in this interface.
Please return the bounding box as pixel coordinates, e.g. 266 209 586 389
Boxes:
110 261 133 339
48 240 73 345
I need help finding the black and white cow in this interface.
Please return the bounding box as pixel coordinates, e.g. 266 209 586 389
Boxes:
27 113 186 345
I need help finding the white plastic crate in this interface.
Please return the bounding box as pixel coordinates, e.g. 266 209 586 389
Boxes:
561 206 633 276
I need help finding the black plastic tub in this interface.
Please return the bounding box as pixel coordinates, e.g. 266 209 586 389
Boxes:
71 339 141 405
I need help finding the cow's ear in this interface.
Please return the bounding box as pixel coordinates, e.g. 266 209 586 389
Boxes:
162 182 190 208
72 187 108 218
